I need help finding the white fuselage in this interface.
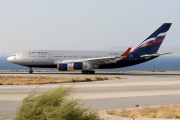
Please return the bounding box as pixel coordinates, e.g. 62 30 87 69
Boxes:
7 50 123 67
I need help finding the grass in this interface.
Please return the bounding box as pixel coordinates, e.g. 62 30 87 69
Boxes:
85 78 92 82
95 77 103 81
106 105 180 119
13 86 99 120
0 76 112 85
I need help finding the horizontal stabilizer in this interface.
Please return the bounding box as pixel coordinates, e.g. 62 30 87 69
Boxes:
140 52 172 57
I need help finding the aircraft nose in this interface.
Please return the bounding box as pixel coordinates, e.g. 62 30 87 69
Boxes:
7 57 12 62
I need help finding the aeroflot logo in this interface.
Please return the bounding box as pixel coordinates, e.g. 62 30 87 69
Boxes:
139 32 166 47
28 52 48 55
133 32 166 52
28 52 48 54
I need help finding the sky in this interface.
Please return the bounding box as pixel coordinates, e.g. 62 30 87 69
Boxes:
0 0 179 56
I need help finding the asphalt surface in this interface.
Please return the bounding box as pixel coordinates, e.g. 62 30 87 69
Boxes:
0 71 180 119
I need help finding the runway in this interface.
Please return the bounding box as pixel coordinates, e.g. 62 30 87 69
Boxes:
0 71 180 119
0 70 180 77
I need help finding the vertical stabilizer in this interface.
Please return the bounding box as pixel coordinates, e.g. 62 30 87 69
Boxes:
132 23 172 54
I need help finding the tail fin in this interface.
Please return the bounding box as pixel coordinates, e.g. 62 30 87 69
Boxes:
132 23 172 54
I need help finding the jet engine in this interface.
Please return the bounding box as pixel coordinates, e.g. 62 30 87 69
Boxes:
57 62 93 71
57 63 74 71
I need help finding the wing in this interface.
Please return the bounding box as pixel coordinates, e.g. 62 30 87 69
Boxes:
54 47 131 68
85 47 131 66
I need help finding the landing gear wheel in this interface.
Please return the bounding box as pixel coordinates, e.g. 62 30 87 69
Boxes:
81 70 86 74
29 67 33 74
90 70 95 74
29 70 33 74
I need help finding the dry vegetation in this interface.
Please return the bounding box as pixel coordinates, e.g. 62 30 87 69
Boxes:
110 76 125 79
107 105 180 119
14 86 100 120
0 76 116 85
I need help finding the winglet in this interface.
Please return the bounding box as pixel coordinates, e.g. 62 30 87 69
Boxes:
121 47 131 57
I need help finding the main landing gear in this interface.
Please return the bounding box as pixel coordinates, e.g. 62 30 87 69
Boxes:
29 67 33 74
81 70 95 74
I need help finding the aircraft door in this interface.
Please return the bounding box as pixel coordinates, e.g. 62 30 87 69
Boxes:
129 54 133 60
23 53 27 60
48 53 53 60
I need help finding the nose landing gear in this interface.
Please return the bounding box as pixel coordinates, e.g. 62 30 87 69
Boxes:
29 67 33 74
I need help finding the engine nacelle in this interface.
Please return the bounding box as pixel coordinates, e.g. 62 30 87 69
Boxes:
57 63 74 71
74 62 93 70
57 62 93 71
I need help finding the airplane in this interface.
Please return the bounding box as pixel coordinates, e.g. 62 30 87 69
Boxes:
7 23 172 74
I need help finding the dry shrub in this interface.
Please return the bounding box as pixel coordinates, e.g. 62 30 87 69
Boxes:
95 77 103 81
140 107 157 116
14 86 99 120
113 76 122 79
72 78 77 82
102 77 109 80
129 110 142 119
117 109 131 117
110 76 126 80
85 78 92 82
106 105 180 119
106 109 116 115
